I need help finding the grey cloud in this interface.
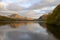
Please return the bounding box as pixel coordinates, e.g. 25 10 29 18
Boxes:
6 0 60 11
7 3 25 11
0 11 17 16
24 10 43 18
17 10 29 16
28 0 60 10
0 0 2 2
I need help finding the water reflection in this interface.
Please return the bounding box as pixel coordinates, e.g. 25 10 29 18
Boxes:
0 22 58 40
46 24 60 40
39 22 60 40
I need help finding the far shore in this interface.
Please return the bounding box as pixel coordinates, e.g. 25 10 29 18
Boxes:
0 20 45 22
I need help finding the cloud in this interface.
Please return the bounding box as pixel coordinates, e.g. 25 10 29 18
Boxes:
0 0 60 19
26 11 38 18
0 0 2 2
0 2 8 11
7 3 25 11
2 0 60 10
18 0 41 8
24 10 44 19
0 11 17 16
2 0 41 8
40 6 56 11
17 10 49 19
28 0 60 10
19 0 41 4
6 0 13 4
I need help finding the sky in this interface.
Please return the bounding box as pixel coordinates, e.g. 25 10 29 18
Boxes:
0 0 60 19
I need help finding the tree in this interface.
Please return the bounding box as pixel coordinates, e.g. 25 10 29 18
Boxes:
46 4 60 25
46 4 60 39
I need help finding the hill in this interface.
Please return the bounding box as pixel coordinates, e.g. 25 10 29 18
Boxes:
8 14 34 21
0 15 16 21
46 4 60 39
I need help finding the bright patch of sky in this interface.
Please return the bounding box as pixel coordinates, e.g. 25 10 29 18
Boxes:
34 10 46 13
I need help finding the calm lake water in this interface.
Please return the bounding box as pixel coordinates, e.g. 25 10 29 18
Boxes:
0 22 58 40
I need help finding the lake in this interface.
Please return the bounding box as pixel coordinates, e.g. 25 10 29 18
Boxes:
0 22 58 40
